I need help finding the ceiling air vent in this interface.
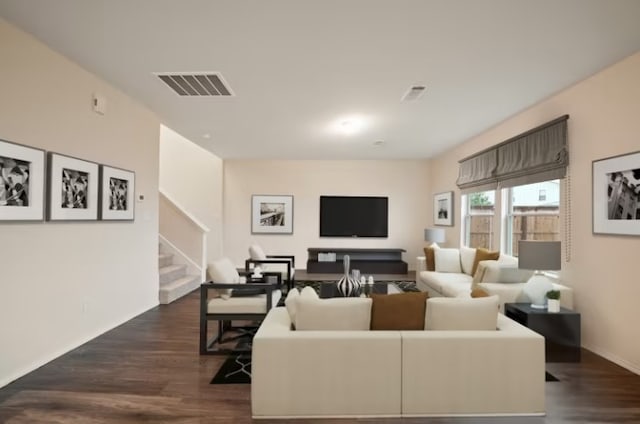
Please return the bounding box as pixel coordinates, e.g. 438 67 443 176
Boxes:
401 85 426 102
156 73 234 96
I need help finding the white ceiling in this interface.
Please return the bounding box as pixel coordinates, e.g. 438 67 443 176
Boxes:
1 0 640 159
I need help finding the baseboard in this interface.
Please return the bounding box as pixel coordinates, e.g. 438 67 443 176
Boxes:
583 343 640 376
0 300 158 389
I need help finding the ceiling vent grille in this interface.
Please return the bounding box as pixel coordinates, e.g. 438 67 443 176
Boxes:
156 73 234 96
401 85 426 102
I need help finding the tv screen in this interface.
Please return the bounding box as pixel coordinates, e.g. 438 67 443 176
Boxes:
319 196 388 237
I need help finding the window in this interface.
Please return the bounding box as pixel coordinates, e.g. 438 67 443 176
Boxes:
505 180 560 256
463 190 495 249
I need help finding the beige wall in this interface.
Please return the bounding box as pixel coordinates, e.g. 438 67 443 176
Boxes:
0 19 160 387
223 160 430 271
428 52 640 374
159 126 224 262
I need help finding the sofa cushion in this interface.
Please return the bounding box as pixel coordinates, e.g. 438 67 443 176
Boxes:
425 296 499 331
471 248 500 276
420 271 473 294
295 297 372 331
370 292 429 330
434 248 462 273
423 242 440 271
284 288 300 323
459 246 476 275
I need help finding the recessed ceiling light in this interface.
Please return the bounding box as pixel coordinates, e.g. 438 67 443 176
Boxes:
202 133 211 139
373 140 385 146
332 115 368 135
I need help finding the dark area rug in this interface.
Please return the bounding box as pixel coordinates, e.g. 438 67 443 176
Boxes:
210 354 252 384
294 280 419 293
546 372 559 382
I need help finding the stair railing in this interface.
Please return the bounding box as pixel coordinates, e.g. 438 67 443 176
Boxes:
159 189 210 282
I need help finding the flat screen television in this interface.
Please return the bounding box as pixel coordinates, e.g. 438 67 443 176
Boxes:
319 196 388 238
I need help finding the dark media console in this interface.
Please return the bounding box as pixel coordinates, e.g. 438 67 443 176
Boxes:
306 247 408 274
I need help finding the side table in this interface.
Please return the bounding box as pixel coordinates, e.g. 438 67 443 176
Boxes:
505 303 581 362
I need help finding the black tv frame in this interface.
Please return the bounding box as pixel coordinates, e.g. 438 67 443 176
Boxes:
319 195 389 238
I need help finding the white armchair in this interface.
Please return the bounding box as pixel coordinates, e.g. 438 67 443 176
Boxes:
246 244 295 291
200 257 282 355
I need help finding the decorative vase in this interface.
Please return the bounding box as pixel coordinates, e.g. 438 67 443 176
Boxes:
547 299 560 313
336 255 360 297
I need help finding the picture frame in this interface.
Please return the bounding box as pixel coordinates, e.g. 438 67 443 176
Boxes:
47 152 99 221
0 138 46 221
251 194 293 234
99 165 135 221
434 191 454 226
592 150 640 236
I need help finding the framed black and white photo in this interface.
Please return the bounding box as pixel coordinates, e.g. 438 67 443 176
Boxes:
593 151 640 236
47 153 99 221
251 195 293 234
434 191 453 226
0 139 46 221
100 165 135 221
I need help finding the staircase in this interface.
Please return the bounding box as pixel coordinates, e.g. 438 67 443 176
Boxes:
159 247 201 304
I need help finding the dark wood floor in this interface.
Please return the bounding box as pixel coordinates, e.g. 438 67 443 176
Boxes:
1 288 639 423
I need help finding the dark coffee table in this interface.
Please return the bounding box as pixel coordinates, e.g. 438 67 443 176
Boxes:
319 281 402 298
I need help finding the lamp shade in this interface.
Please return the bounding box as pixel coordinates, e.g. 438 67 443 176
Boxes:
518 241 561 271
424 228 445 243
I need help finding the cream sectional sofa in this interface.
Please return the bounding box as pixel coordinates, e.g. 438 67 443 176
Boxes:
251 294 545 419
416 246 574 311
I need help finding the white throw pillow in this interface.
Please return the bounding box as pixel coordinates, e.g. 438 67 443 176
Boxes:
300 285 319 300
284 288 300 323
425 296 499 330
207 258 243 300
295 297 372 331
459 246 476 275
434 248 462 273
249 244 267 260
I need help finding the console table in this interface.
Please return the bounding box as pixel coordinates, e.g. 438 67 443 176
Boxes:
306 247 408 274
505 303 581 362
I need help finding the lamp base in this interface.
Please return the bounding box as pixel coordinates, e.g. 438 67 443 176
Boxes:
529 303 547 309
523 272 554 309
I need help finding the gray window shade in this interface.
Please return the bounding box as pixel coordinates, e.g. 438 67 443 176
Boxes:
456 115 568 192
495 116 568 188
456 149 498 194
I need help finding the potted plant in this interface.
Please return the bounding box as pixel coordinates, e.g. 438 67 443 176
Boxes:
546 290 561 313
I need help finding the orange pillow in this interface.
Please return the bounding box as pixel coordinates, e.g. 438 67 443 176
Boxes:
370 292 429 330
472 248 500 276
471 287 490 298
423 247 436 271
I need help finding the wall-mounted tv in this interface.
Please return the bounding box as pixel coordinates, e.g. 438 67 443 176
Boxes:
319 196 388 238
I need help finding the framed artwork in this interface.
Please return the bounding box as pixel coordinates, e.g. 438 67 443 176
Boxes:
47 153 99 221
251 194 293 234
100 165 135 221
434 191 454 226
592 151 640 236
0 139 46 221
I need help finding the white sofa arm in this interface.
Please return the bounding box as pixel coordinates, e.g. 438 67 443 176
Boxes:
401 314 545 416
252 307 402 418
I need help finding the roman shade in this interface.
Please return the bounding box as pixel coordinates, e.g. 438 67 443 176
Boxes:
457 115 569 192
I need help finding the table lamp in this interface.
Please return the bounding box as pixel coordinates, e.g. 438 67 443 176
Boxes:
424 228 445 244
518 240 561 309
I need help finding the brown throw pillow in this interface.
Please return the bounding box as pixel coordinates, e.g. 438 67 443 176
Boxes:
370 292 429 330
472 248 500 276
471 287 490 298
423 247 436 271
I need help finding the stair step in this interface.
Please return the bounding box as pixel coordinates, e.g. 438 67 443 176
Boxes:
158 253 173 268
159 274 201 304
159 264 187 285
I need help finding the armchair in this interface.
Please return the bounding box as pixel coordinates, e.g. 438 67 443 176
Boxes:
200 257 282 355
246 244 295 291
